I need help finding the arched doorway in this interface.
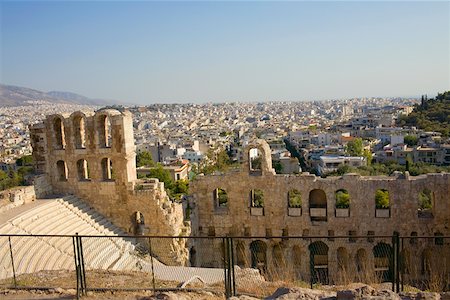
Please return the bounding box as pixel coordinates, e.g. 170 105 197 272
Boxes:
309 241 329 284
250 240 267 273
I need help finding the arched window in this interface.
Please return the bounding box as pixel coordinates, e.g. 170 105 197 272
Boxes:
309 189 327 221
418 189 433 218
101 158 113 180
73 115 86 149
98 115 112 148
53 117 66 150
56 160 68 181
76 159 90 180
249 148 262 175
213 188 228 210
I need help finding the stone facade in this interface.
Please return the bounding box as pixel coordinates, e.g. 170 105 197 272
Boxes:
190 139 450 283
30 109 189 265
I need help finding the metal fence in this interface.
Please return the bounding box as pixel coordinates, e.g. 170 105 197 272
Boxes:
0 234 448 298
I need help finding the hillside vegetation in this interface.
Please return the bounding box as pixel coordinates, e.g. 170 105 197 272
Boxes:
397 91 450 136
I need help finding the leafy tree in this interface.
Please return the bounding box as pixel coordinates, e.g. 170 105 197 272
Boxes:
217 188 228 207
404 135 418 147
363 149 372 166
136 151 155 167
250 156 262 170
172 179 189 195
252 189 264 207
375 189 390 209
335 189 350 208
272 160 283 173
345 138 363 156
147 164 173 189
16 155 33 167
288 189 302 208
418 189 432 210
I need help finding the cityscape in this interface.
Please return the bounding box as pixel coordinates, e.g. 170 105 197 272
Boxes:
0 1 449 299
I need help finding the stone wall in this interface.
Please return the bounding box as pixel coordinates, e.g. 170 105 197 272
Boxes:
0 186 36 213
190 139 450 282
30 109 189 265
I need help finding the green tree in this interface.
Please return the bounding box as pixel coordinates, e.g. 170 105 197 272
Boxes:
363 149 373 166
147 164 173 189
404 135 418 147
136 151 155 167
288 189 302 208
335 189 350 208
375 189 390 209
16 155 33 166
272 160 283 173
346 138 363 156
418 189 432 210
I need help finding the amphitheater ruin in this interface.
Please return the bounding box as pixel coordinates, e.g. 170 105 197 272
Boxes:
1 108 449 290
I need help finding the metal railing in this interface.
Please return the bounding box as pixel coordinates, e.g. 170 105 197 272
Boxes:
0 234 448 298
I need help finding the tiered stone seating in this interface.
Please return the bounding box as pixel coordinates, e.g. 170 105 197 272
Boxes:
0 196 224 284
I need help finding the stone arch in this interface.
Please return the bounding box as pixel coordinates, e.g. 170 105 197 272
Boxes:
213 188 228 209
309 189 327 221
236 242 247 267
309 241 329 284
96 113 112 148
244 139 275 175
52 116 66 150
373 242 393 281
292 245 302 270
272 243 284 268
56 160 68 181
250 240 267 272
101 157 113 180
76 159 90 180
189 247 197 267
421 248 432 275
134 211 145 235
356 248 368 273
337 247 349 271
72 113 87 149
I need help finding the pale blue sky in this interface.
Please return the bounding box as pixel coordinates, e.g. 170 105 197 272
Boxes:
1 1 449 103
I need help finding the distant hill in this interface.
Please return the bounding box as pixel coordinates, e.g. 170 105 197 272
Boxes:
397 91 450 136
0 83 124 107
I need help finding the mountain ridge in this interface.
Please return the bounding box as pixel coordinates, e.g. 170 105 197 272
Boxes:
0 83 126 107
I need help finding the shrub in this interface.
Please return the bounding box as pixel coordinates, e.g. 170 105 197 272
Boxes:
335 189 350 208
288 190 302 208
375 189 390 209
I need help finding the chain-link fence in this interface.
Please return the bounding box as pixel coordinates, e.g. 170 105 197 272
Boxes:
0 234 448 298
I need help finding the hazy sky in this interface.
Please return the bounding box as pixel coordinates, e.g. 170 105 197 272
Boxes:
1 1 449 104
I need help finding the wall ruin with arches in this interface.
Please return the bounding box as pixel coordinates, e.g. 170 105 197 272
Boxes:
30 109 189 265
190 139 450 283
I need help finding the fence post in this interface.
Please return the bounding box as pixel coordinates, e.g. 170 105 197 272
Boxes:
8 236 17 288
78 236 87 294
230 237 236 296
148 237 156 295
391 232 400 292
222 237 230 298
72 236 79 299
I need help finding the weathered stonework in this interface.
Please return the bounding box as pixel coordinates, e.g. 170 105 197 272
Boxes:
190 139 450 283
30 109 189 265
